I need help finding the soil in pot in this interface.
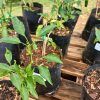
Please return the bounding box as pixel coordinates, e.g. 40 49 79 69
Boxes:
50 27 71 56
82 24 100 65
82 64 100 100
22 2 43 34
82 8 100 41
0 80 20 100
20 42 62 95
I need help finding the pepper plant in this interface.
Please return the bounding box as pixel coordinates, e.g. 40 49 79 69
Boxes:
0 1 63 99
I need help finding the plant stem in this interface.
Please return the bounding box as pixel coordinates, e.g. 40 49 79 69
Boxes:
42 32 51 56
42 37 47 56
9 1 12 16
30 52 33 64
1 9 4 17
96 0 99 18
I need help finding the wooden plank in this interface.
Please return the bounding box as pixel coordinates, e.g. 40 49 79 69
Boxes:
72 14 91 37
53 79 82 100
61 66 84 77
68 46 84 55
38 96 59 100
63 59 88 71
70 36 87 48
66 52 82 61
61 59 88 77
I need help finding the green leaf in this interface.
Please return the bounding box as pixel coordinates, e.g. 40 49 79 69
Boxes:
20 85 29 100
5 48 12 64
2 26 8 37
25 64 33 76
12 17 26 37
85 0 88 7
43 54 63 64
0 0 3 9
0 37 21 44
0 63 11 71
36 25 43 37
38 65 52 85
36 24 56 37
0 69 9 77
32 41 38 51
10 73 22 91
26 77 38 99
33 73 46 86
95 28 100 42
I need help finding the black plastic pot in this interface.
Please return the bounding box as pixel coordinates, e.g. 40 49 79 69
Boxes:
63 8 81 30
82 24 100 65
22 2 43 34
82 8 100 41
82 64 100 100
34 64 62 95
0 43 20 64
50 33 71 56
81 87 93 100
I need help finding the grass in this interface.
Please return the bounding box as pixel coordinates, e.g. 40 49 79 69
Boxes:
0 0 97 17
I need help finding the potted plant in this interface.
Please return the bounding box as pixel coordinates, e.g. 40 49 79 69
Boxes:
41 0 81 56
0 0 22 64
20 23 63 94
22 0 43 34
82 24 100 65
58 0 81 30
0 48 51 99
82 0 100 41
0 11 63 99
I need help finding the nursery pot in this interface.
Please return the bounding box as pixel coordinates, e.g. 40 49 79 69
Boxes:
63 8 81 30
50 32 71 56
82 8 100 41
82 64 100 100
22 2 43 34
82 24 100 65
35 64 62 95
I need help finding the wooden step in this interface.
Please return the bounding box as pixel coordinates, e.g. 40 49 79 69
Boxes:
61 59 88 77
67 52 82 61
70 36 87 48
72 14 91 37
53 79 82 100
68 46 84 55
